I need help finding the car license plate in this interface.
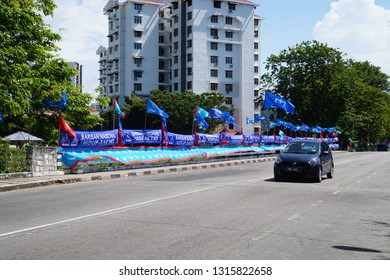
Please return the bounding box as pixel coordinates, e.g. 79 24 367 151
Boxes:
286 167 301 172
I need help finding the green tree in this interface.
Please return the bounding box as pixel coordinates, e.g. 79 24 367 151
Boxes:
261 40 390 144
108 91 229 134
0 1 102 144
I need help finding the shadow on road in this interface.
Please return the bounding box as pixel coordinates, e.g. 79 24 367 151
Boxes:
332 245 382 253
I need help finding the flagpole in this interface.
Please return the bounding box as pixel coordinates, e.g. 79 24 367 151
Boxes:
193 106 197 146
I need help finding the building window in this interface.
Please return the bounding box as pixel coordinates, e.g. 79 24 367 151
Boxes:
254 30 259 37
214 1 222 8
211 15 218 23
225 44 233 52
210 83 218 91
187 0 192 6
254 42 259 49
134 71 143 79
174 56 178 64
159 35 164 43
174 69 179 77
174 83 178 91
225 57 233 64
211 69 218 77
254 78 259 85
211 55 218 64
187 67 193 76
159 47 165 56
134 57 142 65
134 16 142 24
134 43 142 49
174 28 179 37
172 2 178 10
228 3 236 10
187 81 192 90
187 25 192 35
225 17 233 25
173 15 178 23
134 30 142 37
226 84 233 92
187 40 192 48
254 90 259 97
187 53 192 62
187 12 192 21
210 29 218 38
254 54 259 61
225 97 233 105
134 83 142 91
225 31 233 38
225 70 233 78
211 42 218 50
159 23 165 31
254 19 260 26
173 42 179 50
134 3 143 11
159 60 165 69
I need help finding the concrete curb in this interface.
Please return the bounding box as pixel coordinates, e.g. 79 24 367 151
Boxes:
0 157 275 193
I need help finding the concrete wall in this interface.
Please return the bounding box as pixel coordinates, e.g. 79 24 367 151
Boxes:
26 147 64 177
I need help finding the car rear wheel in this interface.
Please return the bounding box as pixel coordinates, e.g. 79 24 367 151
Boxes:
327 165 334 179
316 167 322 183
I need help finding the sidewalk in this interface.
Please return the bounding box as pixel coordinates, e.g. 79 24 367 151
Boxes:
0 157 276 193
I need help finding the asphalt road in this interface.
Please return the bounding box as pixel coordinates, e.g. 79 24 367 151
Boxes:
0 151 389 260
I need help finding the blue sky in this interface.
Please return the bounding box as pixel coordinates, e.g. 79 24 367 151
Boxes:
46 0 390 96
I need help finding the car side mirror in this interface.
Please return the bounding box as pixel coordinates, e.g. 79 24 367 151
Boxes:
322 149 330 155
275 150 281 154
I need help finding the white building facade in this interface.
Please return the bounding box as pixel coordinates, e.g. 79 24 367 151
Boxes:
97 0 262 134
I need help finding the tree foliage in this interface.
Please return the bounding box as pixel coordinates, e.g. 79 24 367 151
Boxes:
107 91 229 135
262 40 390 143
0 1 102 144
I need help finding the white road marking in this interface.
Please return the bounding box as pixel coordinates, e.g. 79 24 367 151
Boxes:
288 213 302 221
311 200 323 207
252 231 272 241
332 191 340 195
0 186 217 238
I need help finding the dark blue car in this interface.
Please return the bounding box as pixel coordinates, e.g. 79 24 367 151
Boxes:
274 139 334 182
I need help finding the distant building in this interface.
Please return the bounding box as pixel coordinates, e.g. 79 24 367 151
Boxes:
97 0 262 133
68 62 83 91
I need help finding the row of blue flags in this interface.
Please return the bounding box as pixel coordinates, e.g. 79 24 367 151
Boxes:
195 107 237 130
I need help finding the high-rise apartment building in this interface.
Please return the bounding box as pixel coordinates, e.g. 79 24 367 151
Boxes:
97 0 262 134
69 62 83 91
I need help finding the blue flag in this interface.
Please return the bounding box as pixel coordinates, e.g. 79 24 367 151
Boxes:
222 112 237 127
146 99 169 119
44 92 67 110
196 106 210 119
209 108 223 120
246 117 254 124
264 91 295 115
0 111 3 123
196 116 209 130
114 99 125 118
254 115 267 122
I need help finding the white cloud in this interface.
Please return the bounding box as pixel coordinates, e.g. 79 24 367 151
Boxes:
45 0 108 96
313 0 390 75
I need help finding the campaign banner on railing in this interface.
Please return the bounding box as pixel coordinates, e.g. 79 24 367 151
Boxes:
123 130 145 145
167 132 195 146
244 134 262 145
59 130 118 147
197 133 221 145
227 134 245 145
